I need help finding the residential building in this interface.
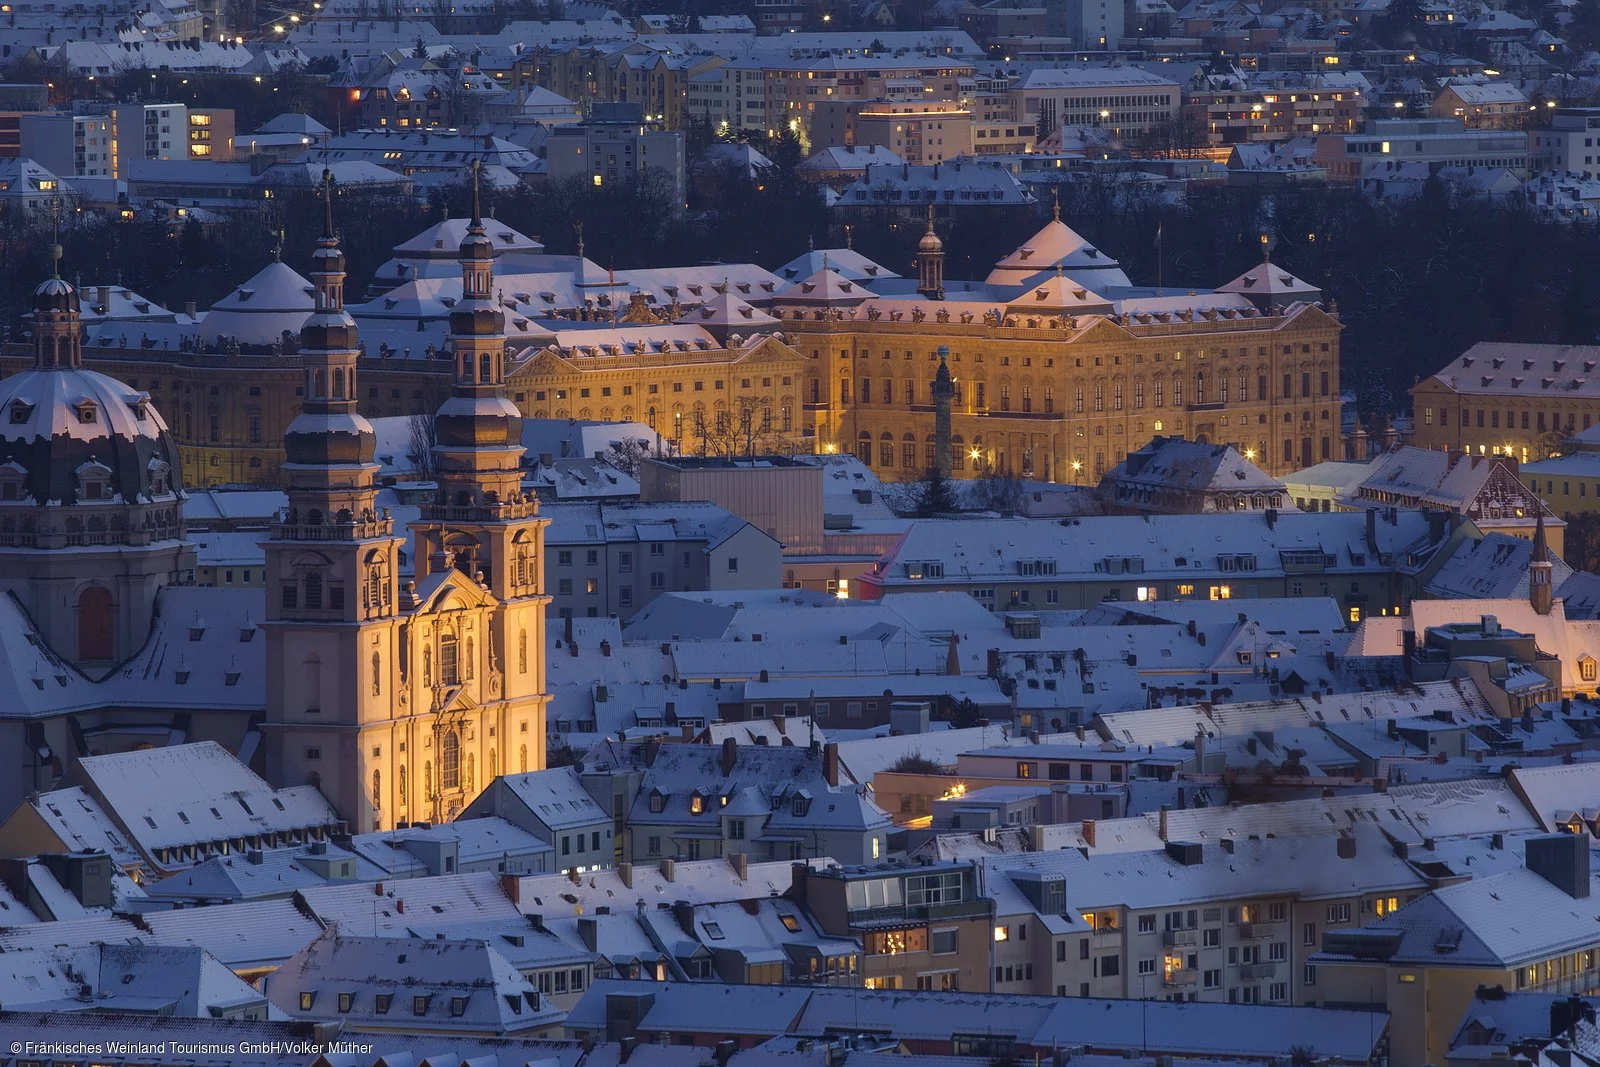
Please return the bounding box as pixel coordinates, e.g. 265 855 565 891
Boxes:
1314 118 1530 183
542 501 782 619
1011 67 1181 138
1430 82 1529 130
266 928 565 1037
858 508 1469 621
1531 108 1600 178
0 742 343 880
462 765 615 873
545 103 687 207
1314 832 1600 1067
1096 436 1291 514
791 859 993 991
585 738 892 864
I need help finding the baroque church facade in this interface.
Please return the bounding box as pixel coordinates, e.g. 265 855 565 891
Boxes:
0 183 548 833
261 176 550 831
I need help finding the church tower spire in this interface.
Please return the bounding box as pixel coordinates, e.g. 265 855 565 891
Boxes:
916 204 944 301
1531 509 1554 616
407 158 551 819
263 170 406 833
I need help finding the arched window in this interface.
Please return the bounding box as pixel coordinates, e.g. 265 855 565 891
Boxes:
371 651 381 696
480 353 492 383
372 768 381 811
423 761 433 799
519 744 527 773
333 368 346 399
423 646 432 687
398 764 408 806
440 633 459 685
367 567 384 611
303 571 323 610
77 585 113 661
440 732 460 790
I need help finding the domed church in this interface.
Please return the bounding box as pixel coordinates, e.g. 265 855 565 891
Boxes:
0 242 193 670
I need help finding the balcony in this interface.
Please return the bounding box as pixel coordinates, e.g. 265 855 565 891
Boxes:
1163 969 1198 988
1239 962 1277 980
1236 922 1274 940
272 515 395 541
419 500 539 523
848 899 990 927
1162 929 1197 948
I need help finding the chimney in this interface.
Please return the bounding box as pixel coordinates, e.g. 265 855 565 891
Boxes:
1526 833 1590 898
1158 807 1169 842
823 742 840 786
729 851 748 880
397 898 406 913
601 640 612 657
184 300 197 319
987 648 1002 677
96 285 110 310
1552 996 1596 1038
645 736 662 767
721 737 737 777
1402 628 1417 662
1337 834 1357 859
661 858 676 882
500 873 521 903
1264 507 1277 530
618 862 633 888
1220 837 1234 854
1365 508 1378 554
1082 819 1096 847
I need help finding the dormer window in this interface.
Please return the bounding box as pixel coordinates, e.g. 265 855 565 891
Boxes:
8 401 31 425
76 402 97 425
149 460 170 496
689 792 705 815
76 460 112 502
649 790 666 814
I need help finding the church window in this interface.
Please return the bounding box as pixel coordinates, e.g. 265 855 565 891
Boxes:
440 733 460 791
518 629 527 673
423 646 432 687
368 568 383 610
440 633 459 685
372 652 381 696
303 572 323 610
398 764 407 805
372 769 381 811
281 583 298 610
329 583 344 610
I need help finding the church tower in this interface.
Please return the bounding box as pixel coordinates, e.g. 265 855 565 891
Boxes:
263 172 406 832
408 161 550 821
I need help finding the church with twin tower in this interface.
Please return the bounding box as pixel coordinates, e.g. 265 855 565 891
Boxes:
262 167 549 832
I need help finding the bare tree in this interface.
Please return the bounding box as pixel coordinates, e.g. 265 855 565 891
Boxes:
972 469 1023 513
408 412 437 479
596 434 657 476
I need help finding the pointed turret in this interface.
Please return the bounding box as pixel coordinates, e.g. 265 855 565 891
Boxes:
916 204 944 301
1531 509 1554 616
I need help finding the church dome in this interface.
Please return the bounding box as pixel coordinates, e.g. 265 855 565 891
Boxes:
919 228 944 254
33 276 78 314
0 366 182 505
